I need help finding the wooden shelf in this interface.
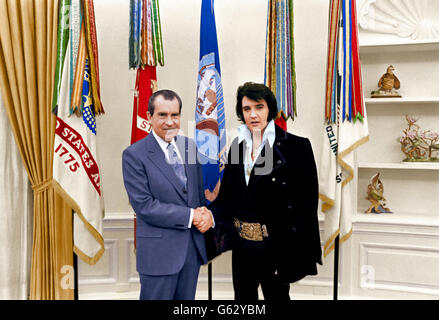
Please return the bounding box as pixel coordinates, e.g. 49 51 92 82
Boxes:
358 162 439 170
359 40 439 54
356 36 439 231
364 97 439 105
354 211 439 227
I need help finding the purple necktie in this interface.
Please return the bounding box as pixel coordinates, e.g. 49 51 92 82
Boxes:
167 143 187 189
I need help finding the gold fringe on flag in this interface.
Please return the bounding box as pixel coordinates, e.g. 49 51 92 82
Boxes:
141 0 148 67
129 0 164 68
264 0 297 122
83 0 104 115
146 0 155 66
70 21 87 116
266 0 277 92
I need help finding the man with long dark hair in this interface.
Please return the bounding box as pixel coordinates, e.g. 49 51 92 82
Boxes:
209 82 322 300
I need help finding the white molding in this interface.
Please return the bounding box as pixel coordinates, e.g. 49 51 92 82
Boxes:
79 289 234 300
360 39 439 47
364 97 439 104
78 290 384 300
359 40 439 54
79 291 139 300
359 0 439 41
358 162 439 170
198 274 232 284
103 225 134 232
102 212 135 232
78 239 118 285
359 242 439 295
296 277 336 288
84 213 439 299
103 213 134 222
125 239 139 284
353 214 439 230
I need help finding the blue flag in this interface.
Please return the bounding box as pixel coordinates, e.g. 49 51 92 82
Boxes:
195 0 226 203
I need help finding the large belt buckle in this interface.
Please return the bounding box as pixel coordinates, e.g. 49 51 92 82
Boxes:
234 218 268 241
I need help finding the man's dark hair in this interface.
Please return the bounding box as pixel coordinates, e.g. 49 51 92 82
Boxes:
235 82 278 123
148 89 183 115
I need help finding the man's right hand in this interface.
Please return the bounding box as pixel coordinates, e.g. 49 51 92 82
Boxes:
193 206 213 233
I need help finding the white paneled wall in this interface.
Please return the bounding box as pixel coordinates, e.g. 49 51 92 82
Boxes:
78 0 439 300
79 215 439 300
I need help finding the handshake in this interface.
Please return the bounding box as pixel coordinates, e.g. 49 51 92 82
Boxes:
193 206 214 233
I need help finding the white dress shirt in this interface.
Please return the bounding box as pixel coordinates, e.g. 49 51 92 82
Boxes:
237 120 276 185
152 130 184 164
151 130 193 227
151 130 214 229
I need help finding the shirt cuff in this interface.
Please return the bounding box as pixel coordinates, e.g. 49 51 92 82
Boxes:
188 208 194 228
188 208 215 229
211 212 215 228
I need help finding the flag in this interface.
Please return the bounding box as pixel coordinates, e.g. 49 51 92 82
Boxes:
52 0 105 265
319 0 369 257
129 0 164 69
129 0 164 248
130 66 157 144
264 0 297 130
195 0 227 204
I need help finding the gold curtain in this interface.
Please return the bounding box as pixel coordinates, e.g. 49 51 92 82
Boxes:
0 0 74 299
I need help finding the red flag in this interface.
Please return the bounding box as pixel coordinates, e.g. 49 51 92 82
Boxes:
275 117 287 131
131 66 157 144
130 66 157 249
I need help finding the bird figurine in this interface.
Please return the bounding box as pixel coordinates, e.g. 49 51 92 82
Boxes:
371 65 401 98
365 172 392 214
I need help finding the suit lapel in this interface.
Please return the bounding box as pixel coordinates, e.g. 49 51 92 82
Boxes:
146 134 187 201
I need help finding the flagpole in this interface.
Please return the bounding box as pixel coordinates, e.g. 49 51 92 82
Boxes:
197 0 224 303
74 252 79 300
73 210 79 300
72 210 79 300
208 262 212 300
333 235 340 300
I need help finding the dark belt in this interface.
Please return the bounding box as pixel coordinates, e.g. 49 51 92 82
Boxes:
234 218 268 241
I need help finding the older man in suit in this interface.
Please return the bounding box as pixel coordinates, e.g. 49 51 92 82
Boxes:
122 89 213 300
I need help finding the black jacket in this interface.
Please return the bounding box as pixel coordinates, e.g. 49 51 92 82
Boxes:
207 124 322 283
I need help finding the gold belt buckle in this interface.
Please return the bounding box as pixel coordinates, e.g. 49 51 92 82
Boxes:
234 218 268 241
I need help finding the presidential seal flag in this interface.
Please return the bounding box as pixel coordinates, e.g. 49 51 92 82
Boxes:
319 0 369 257
52 0 104 265
195 0 227 204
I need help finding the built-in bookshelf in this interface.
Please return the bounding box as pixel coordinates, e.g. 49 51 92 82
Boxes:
355 37 439 222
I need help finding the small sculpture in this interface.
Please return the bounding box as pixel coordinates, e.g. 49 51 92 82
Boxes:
365 173 392 214
399 115 439 162
371 65 401 98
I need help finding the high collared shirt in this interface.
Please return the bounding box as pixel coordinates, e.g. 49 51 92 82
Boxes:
238 120 276 185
